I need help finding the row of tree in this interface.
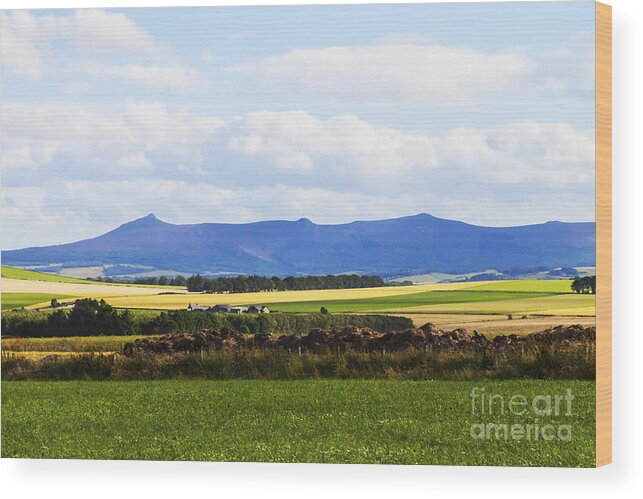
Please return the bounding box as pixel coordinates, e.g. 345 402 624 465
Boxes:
1 301 412 338
90 275 188 286
186 274 385 293
571 276 596 294
45 299 136 336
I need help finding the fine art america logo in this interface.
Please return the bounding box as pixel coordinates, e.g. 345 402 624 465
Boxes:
469 387 575 442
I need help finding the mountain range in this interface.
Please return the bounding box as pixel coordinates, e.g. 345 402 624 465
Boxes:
2 213 596 278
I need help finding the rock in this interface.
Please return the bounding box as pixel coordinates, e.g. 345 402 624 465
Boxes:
123 324 596 356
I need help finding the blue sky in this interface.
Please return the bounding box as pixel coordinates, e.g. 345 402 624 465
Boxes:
1 1 596 249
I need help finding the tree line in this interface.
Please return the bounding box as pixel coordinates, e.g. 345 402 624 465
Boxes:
571 276 596 294
186 274 385 293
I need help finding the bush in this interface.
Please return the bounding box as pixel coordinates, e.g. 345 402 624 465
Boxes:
143 310 412 336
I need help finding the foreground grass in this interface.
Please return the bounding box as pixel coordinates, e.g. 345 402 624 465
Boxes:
1 379 595 466
1 293 72 311
2 347 595 381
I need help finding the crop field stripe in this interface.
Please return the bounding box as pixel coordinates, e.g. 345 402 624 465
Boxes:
1 379 596 466
399 293 596 316
257 290 561 313
465 280 576 293
1 266 185 289
1 266 91 283
1 293 73 310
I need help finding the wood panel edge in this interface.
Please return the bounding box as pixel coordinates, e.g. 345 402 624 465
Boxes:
595 0 612 468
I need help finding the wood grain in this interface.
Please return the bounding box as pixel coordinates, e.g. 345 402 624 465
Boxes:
596 1 612 468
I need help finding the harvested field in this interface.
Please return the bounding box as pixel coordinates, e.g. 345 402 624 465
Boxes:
399 313 596 333
1 278 187 300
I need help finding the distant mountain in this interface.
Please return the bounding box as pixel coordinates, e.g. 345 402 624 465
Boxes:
2 213 596 278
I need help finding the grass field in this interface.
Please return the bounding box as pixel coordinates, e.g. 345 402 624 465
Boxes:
1 266 91 284
1 379 595 466
1 293 72 311
260 290 558 313
399 293 595 316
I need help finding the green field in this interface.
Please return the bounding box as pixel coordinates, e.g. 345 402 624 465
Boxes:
1 266 90 284
466 280 575 293
262 290 559 313
1 265 185 290
1 293 72 311
1 379 595 466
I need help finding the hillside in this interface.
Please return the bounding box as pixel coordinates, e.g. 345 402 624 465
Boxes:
1 266 92 284
1 213 596 278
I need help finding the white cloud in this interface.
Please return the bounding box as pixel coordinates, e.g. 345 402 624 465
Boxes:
1 102 593 187
436 121 595 184
227 111 437 174
225 111 593 187
81 62 213 88
241 33 595 106
0 10 57 79
0 101 225 171
1 102 595 248
241 44 536 105
1 101 593 190
116 152 154 171
0 9 208 87
68 9 161 56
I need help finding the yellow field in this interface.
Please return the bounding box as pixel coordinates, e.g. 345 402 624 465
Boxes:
397 313 595 333
81 281 485 310
1 278 186 299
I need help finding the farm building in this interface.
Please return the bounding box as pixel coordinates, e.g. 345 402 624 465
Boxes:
247 305 270 313
186 304 270 313
187 303 210 311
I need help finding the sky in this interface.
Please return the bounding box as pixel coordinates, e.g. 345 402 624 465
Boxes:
1 1 596 249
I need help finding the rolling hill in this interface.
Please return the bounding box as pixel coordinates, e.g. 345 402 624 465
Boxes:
1 213 596 277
